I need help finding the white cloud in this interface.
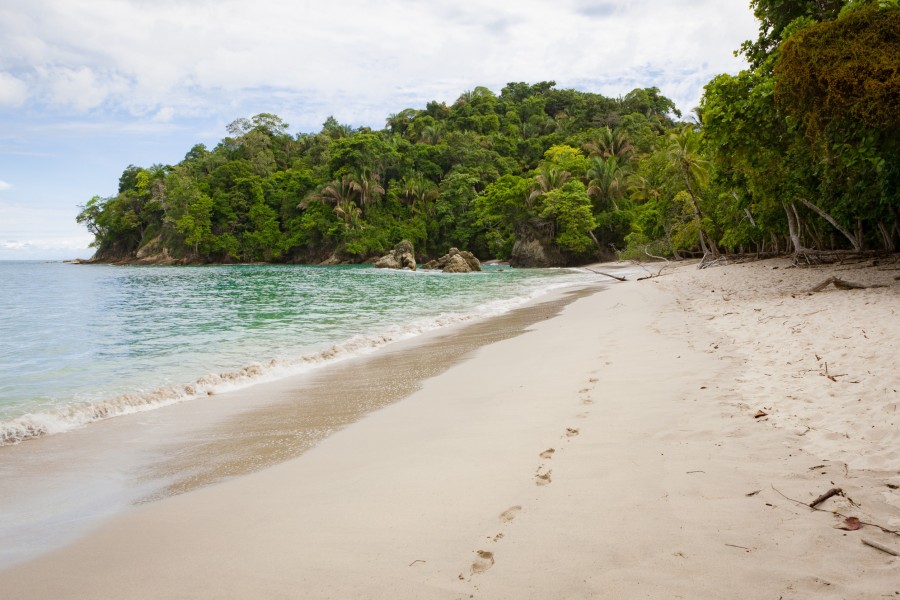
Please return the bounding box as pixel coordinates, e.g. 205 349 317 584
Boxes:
0 201 94 259
0 72 28 107
1 0 758 122
0 180 11 191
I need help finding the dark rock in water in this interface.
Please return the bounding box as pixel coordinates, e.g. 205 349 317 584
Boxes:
374 240 417 271
422 248 482 273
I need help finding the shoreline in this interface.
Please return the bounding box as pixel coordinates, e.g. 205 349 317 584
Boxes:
1 263 606 447
2 258 898 598
0 278 612 571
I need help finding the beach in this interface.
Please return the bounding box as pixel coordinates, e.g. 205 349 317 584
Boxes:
2 258 898 598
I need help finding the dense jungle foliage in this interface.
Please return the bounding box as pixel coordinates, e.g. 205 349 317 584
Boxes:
78 0 899 265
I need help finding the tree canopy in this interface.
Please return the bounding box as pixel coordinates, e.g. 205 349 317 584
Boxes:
78 5 900 264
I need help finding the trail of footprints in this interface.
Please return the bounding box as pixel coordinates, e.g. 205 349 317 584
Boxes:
466 374 598 580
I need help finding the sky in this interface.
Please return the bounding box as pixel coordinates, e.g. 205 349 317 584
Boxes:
0 0 759 260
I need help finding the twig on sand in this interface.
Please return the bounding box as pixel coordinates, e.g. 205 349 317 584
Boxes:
770 485 900 537
725 544 751 552
809 487 843 508
409 560 427 567
861 538 900 557
583 267 627 282
636 260 672 281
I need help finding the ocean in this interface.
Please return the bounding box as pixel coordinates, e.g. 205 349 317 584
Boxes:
0 261 598 445
0 260 610 569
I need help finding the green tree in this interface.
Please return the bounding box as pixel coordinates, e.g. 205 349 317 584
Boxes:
587 156 630 211
666 126 715 256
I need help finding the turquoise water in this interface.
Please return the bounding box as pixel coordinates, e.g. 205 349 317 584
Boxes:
0 261 596 444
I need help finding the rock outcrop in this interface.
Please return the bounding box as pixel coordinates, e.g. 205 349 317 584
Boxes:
509 221 564 267
422 248 482 273
374 240 417 270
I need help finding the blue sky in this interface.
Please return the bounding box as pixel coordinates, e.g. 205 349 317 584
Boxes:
0 0 758 260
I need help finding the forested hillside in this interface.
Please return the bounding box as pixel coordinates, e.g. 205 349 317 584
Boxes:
77 0 899 265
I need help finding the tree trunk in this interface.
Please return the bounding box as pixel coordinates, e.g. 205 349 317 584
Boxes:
805 219 824 250
783 202 804 255
877 222 895 251
682 175 715 257
797 197 860 251
791 204 805 247
744 208 757 227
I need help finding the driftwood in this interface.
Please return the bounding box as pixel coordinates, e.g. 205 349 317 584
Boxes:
861 538 900 557
806 277 887 293
584 267 627 282
809 487 843 508
636 260 672 281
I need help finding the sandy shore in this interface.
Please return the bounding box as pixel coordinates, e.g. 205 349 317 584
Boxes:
2 258 898 598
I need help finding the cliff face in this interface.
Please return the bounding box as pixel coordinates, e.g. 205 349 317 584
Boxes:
509 221 565 268
86 235 193 265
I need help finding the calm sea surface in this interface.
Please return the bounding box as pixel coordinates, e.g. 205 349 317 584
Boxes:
0 261 596 445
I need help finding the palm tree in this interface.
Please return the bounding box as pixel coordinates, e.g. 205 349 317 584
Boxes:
400 174 439 217
626 175 660 204
666 125 715 256
299 176 357 209
586 156 629 211
333 201 362 229
418 123 444 145
583 127 635 163
385 108 418 136
299 176 364 229
349 168 384 213
528 166 571 208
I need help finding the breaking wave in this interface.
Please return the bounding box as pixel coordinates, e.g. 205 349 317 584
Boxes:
0 279 581 446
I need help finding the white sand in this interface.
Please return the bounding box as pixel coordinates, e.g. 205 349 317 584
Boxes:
2 258 898 598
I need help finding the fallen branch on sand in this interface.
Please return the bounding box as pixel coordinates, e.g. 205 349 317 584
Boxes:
809 487 843 509
770 486 900 537
635 258 672 281
583 268 627 282
806 277 887 293
861 538 900 557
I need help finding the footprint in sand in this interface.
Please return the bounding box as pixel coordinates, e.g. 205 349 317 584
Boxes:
583 398 594 405
566 427 580 437
471 550 495 574
578 387 590 394
539 448 555 459
535 468 552 486
589 377 598 384
499 506 522 522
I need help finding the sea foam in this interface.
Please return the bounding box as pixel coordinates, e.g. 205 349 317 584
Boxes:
0 278 580 446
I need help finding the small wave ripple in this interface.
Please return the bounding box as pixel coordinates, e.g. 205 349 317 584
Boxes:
0 277 582 445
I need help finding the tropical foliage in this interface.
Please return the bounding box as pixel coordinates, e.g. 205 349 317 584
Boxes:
78 1 900 264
